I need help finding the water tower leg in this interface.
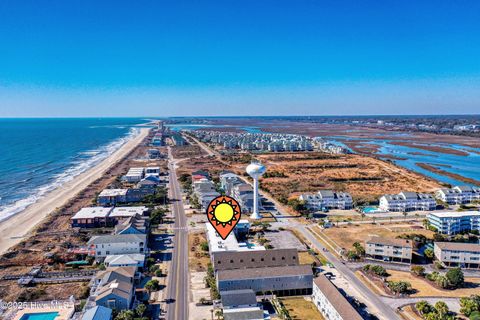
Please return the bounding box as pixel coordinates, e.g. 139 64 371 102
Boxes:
250 178 262 219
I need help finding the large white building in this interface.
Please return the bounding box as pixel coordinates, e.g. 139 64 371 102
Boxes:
435 186 480 204
427 211 480 235
379 191 436 212
312 274 363 320
299 190 353 211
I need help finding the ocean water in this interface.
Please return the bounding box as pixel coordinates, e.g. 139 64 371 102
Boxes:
0 118 146 222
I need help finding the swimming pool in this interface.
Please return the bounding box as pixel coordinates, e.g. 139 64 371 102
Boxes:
362 206 380 213
20 312 59 320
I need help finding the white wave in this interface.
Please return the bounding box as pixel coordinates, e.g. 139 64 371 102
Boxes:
0 127 141 223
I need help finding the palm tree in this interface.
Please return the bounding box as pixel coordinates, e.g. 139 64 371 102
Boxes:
435 301 449 318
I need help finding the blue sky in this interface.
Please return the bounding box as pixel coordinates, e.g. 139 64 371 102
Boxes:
0 1 479 116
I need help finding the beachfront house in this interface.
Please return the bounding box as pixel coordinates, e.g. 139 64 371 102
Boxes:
104 253 145 270
109 206 148 219
435 186 480 205
71 207 115 228
299 190 353 211
123 167 145 183
97 189 128 206
88 234 147 259
379 191 436 212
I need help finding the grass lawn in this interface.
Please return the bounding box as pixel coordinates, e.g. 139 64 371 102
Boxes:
298 251 316 265
280 297 325 320
320 222 434 250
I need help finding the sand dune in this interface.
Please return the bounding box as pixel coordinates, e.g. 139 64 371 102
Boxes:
0 128 149 254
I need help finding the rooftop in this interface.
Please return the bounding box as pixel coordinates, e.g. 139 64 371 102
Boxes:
110 206 148 218
428 211 480 218
71 207 113 220
366 236 413 248
314 274 363 320
88 234 146 245
82 306 112 320
98 189 128 197
206 223 264 253
217 264 312 281
220 289 257 307
435 242 480 252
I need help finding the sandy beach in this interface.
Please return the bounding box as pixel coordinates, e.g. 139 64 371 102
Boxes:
0 128 149 255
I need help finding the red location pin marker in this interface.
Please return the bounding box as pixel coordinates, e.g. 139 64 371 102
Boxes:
206 195 242 240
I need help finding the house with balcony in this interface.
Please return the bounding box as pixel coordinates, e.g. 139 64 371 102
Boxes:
365 236 413 264
434 242 480 269
427 211 480 235
379 191 436 212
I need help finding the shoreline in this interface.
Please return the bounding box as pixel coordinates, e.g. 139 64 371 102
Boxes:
0 128 150 255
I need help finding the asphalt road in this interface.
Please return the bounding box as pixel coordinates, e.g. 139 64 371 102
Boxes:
297 225 401 320
165 148 189 320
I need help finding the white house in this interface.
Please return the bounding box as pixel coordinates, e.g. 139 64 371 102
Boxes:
123 167 145 183
88 234 147 259
97 189 128 206
104 253 146 269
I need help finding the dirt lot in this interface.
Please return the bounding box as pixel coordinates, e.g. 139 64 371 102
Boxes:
171 145 207 159
188 232 210 272
319 222 435 250
280 297 324 320
0 282 89 302
233 152 441 204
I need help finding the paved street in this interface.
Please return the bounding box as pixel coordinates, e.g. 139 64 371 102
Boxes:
164 147 189 320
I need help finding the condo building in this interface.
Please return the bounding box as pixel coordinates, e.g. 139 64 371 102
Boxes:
434 242 480 269
427 211 480 235
365 236 413 264
435 186 480 204
299 190 353 211
379 191 436 212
